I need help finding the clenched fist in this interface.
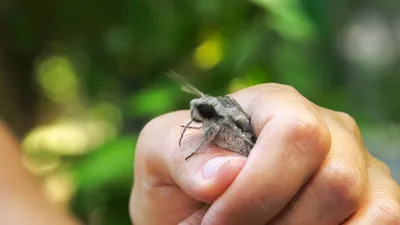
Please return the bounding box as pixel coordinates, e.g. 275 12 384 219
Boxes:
130 83 400 225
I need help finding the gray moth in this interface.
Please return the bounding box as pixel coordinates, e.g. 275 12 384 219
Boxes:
167 72 257 160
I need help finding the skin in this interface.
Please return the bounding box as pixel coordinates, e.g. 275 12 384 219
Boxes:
0 122 81 225
129 83 400 225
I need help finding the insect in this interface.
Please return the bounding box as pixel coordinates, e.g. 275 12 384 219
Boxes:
167 71 257 160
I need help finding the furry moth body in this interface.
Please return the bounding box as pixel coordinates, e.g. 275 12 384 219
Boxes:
167 72 257 160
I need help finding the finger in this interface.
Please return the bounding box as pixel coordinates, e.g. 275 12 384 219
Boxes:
0 123 80 225
268 109 368 225
343 156 400 225
179 205 209 225
202 84 332 225
130 111 247 225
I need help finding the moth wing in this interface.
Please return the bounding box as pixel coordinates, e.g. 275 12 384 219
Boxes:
220 96 255 135
223 96 248 114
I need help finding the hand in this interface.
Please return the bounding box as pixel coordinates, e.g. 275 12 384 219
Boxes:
129 83 400 225
0 122 81 225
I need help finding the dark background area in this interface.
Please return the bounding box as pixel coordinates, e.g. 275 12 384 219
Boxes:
1 0 399 224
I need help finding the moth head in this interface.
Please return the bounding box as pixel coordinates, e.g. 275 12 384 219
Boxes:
190 98 218 122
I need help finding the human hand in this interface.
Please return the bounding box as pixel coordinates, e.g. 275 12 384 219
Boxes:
0 122 81 225
129 83 400 225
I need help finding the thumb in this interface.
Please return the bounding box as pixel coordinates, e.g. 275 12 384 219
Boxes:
176 150 246 204
131 111 247 225
163 111 247 204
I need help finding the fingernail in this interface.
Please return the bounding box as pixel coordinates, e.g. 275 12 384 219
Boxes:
202 157 241 180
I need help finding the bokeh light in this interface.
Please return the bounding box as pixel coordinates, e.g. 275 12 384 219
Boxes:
193 32 224 70
36 55 80 103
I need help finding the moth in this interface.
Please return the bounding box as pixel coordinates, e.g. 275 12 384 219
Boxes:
167 71 257 160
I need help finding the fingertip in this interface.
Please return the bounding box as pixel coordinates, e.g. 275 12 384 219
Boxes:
202 156 242 180
201 156 246 203
176 149 246 204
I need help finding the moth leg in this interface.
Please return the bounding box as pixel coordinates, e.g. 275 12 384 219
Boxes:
243 136 255 146
179 119 195 146
239 131 256 146
185 123 220 160
180 120 202 129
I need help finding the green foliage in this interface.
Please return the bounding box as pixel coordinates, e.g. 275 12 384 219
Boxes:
1 0 400 224
127 82 180 117
73 136 136 190
70 136 136 224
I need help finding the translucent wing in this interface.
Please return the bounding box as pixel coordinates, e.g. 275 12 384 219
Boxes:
167 71 205 97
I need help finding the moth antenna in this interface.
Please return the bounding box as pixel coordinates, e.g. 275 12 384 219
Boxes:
167 71 205 97
181 86 202 96
179 119 194 146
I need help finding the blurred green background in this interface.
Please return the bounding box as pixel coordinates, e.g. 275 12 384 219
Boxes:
1 0 400 224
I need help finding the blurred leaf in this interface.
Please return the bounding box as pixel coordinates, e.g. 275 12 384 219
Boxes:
273 43 319 96
69 136 136 225
252 0 316 41
127 82 180 117
223 25 263 72
73 135 136 190
89 101 123 128
35 55 80 103
229 66 270 92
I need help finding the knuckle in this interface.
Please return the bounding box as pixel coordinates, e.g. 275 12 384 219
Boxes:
286 110 331 152
137 112 177 148
136 112 178 159
275 83 297 92
323 159 364 209
338 111 357 126
337 111 362 139
289 111 321 137
275 109 331 163
257 83 299 95
372 158 393 176
274 83 299 95
371 198 400 224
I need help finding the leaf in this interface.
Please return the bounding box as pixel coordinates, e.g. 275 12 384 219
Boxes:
127 83 180 117
72 136 137 190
